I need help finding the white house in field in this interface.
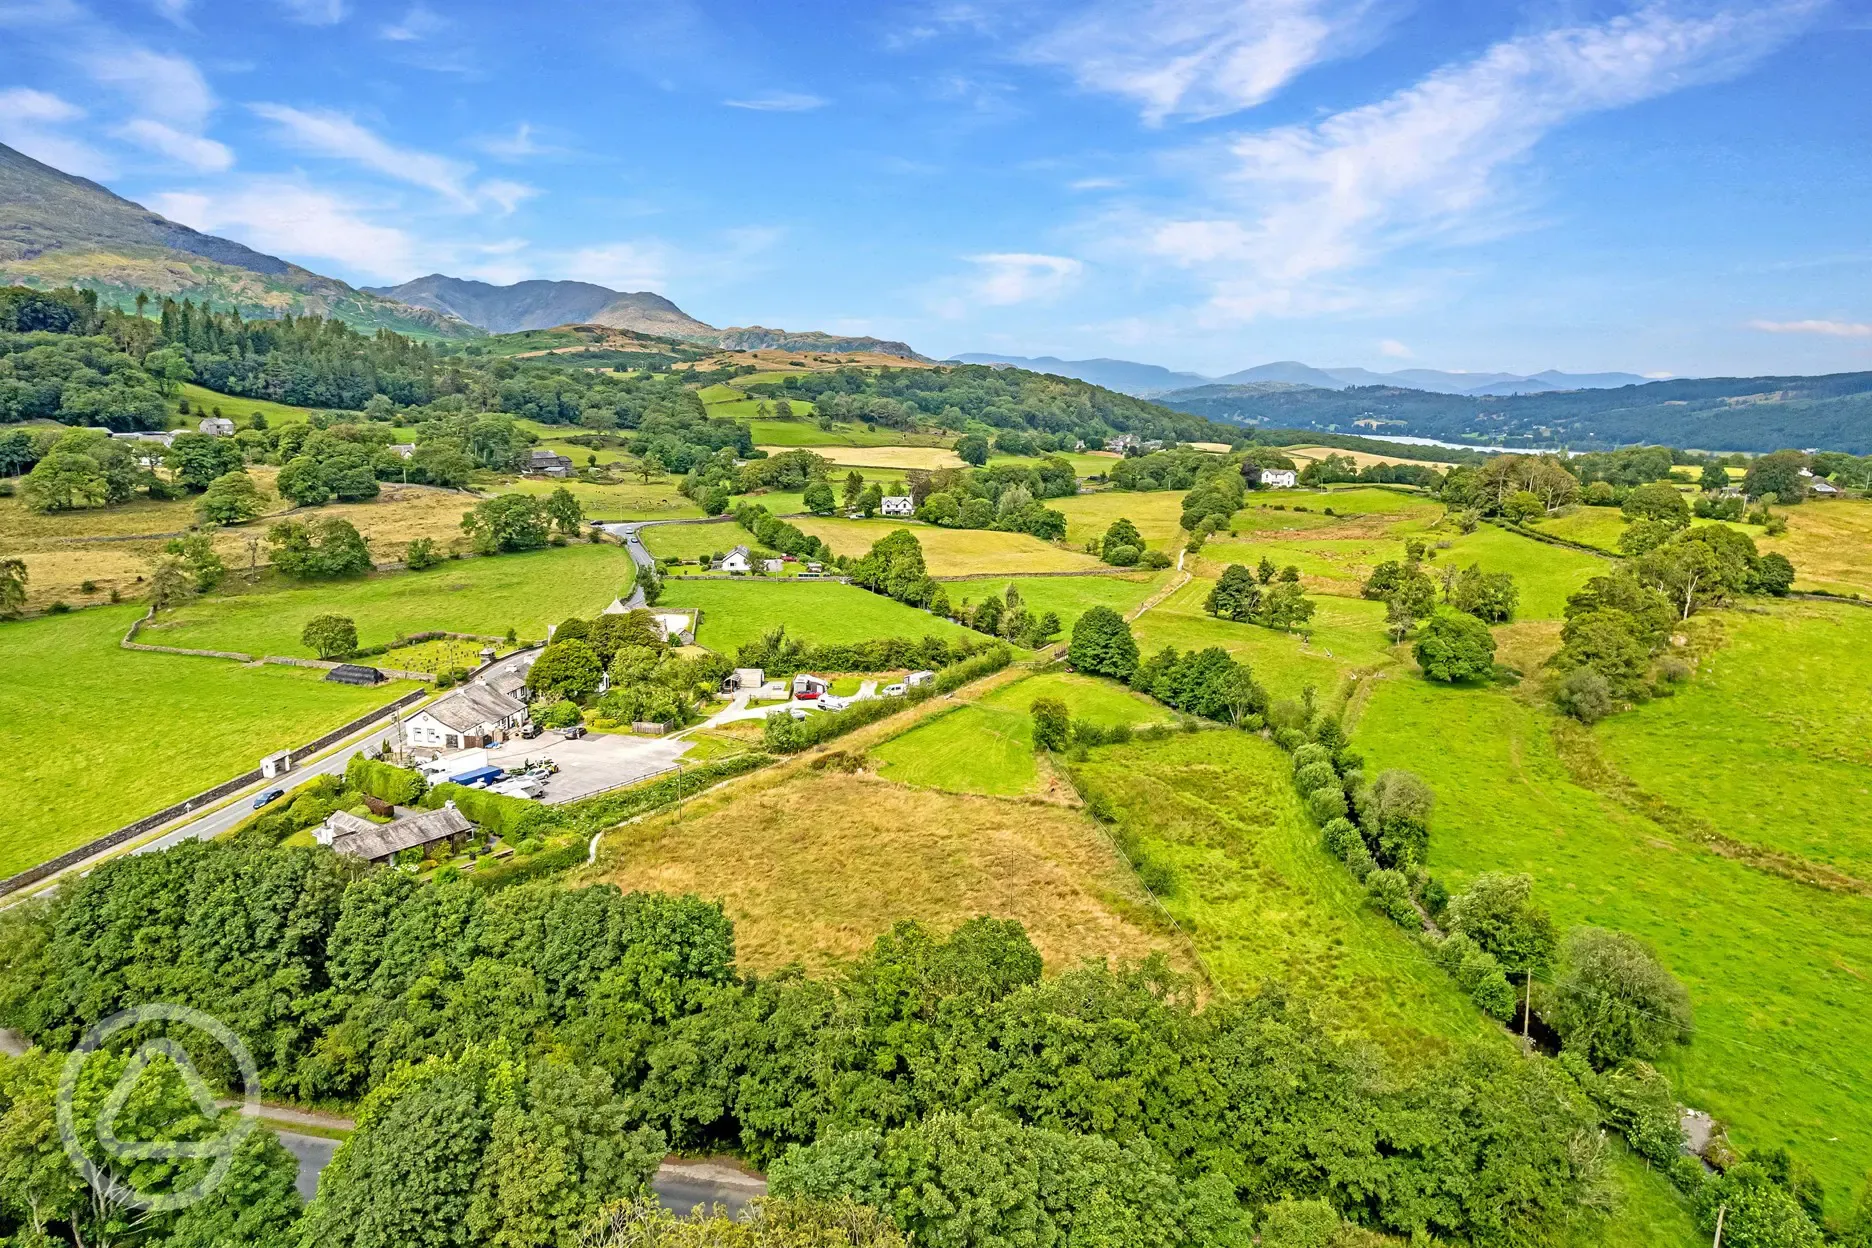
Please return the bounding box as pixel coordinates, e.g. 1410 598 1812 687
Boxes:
198 416 235 436
403 685 527 751
880 495 915 517
718 545 752 573
1252 467 1298 489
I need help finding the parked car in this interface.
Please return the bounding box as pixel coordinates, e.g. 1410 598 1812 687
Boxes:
562 725 587 740
787 705 819 720
882 682 907 697
252 788 285 809
520 722 542 739
795 689 820 700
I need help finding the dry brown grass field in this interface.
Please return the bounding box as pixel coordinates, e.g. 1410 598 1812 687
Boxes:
1281 445 1460 471
1757 497 1872 596
1053 490 1190 551
761 445 964 471
589 766 1176 974
684 347 934 374
0 476 484 609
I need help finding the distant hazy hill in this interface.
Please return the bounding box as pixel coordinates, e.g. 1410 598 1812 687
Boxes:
1155 373 1872 454
950 353 1210 394
960 349 1649 398
364 274 712 338
369 272 928 360
0 142 479 340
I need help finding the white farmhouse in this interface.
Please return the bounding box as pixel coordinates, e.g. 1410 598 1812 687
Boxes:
880 495 915 517
718 545 753 573
198 416 235 436
1254 467 1298 489
403 685 528 751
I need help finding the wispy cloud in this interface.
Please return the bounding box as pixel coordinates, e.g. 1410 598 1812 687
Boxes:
380 3 444 41
276 0 346 25
150 179 417 280
0 85 113 178
251 104 529 212
115 118 232 171
78 45 216 128
1135 2 1820 320
1027 0 1377 124
723 91 828 112
1379 338 1413 358
475 123 549 159
1750 318 1872 338
967 252 1084 305
561 241 672 291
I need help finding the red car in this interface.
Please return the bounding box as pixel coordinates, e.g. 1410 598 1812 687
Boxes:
795 689 820 700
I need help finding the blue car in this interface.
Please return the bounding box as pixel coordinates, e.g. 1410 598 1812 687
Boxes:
252 788 286 809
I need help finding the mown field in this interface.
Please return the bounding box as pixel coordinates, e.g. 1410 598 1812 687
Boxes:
1054 491 1190 552
0 604 419 872
660 579 977 653
956 570 1167 636
638 519 745 562
175 382 318 427
872 670 1174 797
791 518 1104 575
145 543 637 656
500 476 703 520
1353 604 1872 1218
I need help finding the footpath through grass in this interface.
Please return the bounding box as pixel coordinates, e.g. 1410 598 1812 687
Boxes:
147 544 638 657
0 605 419 872
1354 650 1872 1217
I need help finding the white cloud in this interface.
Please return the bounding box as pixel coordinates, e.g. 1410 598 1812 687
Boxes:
380 3 445 40
251 104 491 209
151 0 190 21
1379 338 1413 358
0 86 114 177
560 242 671 292
1138 2 1819 320
1749 319 1872 338
476 123 547 159
0 85 82 123
966 253 1085 305
276 0 346 24
722 91 828 112
115 118 232 171
477 178 539 215
149 179 418 280
78 45 215 127
1027 0 1374 124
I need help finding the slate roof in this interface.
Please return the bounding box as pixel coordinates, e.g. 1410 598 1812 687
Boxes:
331 805 475 862
418 684 525 731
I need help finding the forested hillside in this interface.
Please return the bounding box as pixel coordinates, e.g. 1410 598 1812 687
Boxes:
1160 373 1872 453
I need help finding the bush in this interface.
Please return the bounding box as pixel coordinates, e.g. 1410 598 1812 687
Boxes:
1413 607 1497 682
1437 933 1516 1020
1555 667 1614 724
1344 840 1376 882
1697 1163 1824 1248
1105 543 1140 567
1259 1199 1341 1248
1291 742 1333 774
1365 868 1419 927
1293 761 1340 795
1030 696 1070 752
344 756 425 807
1320 817 1360 859
406 537 441 570
1546 926 1693 1069
534 700 583 729
1305 785 1348 823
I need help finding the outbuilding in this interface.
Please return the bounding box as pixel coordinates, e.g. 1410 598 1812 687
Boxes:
320 802 477 865
325 663 386 686
792 673 831 698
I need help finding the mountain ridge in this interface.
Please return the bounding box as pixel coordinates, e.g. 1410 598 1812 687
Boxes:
0 141 480 340
956 350 1651 398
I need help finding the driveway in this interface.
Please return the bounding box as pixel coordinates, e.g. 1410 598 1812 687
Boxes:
483 729 695 804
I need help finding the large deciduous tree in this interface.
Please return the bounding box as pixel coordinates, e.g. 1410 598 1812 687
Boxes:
1069 606 1139 682
1545 926 1693 1069
1413 608 1496 682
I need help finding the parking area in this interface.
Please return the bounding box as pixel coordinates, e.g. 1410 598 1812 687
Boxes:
482 730 695 804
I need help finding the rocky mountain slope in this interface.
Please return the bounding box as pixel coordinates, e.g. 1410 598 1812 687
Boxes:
0 142 479 339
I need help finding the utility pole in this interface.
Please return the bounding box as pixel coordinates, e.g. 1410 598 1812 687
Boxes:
1523 971 1532 1045
1712 1203 1726 1247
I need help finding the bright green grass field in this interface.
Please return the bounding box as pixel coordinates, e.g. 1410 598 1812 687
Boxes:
175 383 320 427
1266 486 1443 517
955 572 1168 637
1132 578 1396 703
639 520 746 562
662 580 977 654
0 605 419 873
1354 662 1872 1216
986 451 1123 478
872 671 1173 797
1537 506 1631 552
1073 723 1698 1245
146 544 639 656
1597 602 1872 881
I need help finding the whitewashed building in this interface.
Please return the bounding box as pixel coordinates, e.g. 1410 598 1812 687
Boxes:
403 685 527 751
881 495 915 517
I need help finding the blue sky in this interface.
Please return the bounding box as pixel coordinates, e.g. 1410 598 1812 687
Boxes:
1 0 1868 378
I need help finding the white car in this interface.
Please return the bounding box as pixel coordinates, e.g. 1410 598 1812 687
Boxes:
882 683 907 697
787 704 820 720
818 695 850 711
